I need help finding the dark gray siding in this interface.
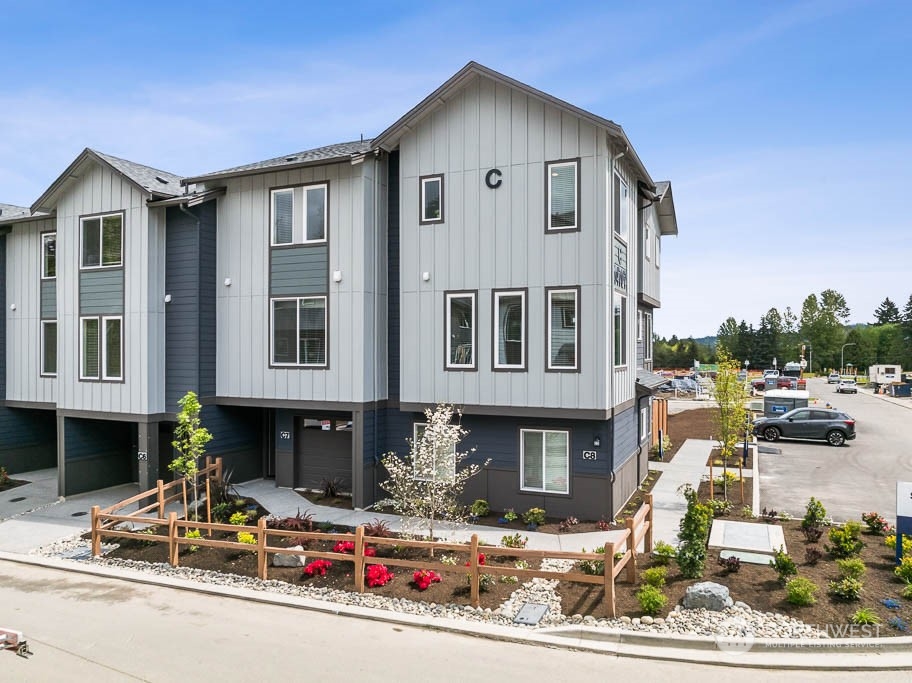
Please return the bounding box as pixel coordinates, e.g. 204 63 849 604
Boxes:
0 234 5 399
62 418 134 495
198 202 217 397
41 280 56 319
0 407 57 473
270 246 328 295
79 269 124 314
387 152 400 400
612 405 638 468
201 404 262 482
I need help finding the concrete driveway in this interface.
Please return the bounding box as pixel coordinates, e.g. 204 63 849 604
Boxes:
759 377 912 523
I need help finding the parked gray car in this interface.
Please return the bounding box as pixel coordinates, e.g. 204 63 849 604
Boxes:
752 407 856 447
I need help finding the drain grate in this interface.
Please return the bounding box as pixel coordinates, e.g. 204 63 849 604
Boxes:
71 511 88 517
9 496 26 502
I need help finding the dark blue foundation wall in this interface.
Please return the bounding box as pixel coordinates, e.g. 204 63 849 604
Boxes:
0 408 57 474
63 418 135 496
201 405 263 483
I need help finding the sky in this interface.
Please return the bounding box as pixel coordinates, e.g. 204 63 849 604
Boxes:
1 0 909 338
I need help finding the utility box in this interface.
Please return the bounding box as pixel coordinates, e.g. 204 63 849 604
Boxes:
763 389 810 418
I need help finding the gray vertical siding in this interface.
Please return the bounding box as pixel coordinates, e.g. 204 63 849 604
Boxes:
269 246 328 295
40 279 56 319
79 269 124 314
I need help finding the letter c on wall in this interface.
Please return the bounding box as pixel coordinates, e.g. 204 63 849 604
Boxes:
485 168 503 189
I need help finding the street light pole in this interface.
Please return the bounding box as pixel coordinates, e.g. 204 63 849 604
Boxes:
841 343 856 375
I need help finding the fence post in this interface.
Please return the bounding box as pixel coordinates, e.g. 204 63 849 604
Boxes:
168 512 178 567
206 475 212 527
216 457 223 484
708 461 714 499
604 539 616 618
90 505 101 556
625 517 638 583
469 534 480 608
257 517 268 580
354 525 365 593
156 480 165 519
644 493 654 553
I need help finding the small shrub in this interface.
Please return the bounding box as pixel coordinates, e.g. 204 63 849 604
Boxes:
836 557 866 580
558 516 580 532
500 533 528 549
366 564 394 587
652 540 676 566
302 559 332 577
881 597 902 610
642 566 667 588
740 506 755 519
363 518 393 538
850 608 881 625
718 555 741 573
826 522 864 559
804 547 823 565
888 616 909 632
802 525 823 543
267 510 313 533
769 546 797 584
828 577 863 601
597 518 613 531
895 557 912 584
184 528 201 552
478 573 495 592
786 577 818 606
706 498 732 517
649 434 672 458
676 485 713 579
861 511 892 536
321 476 344 498
522 507 546 526
802 497 827 529
0 466 9 487
902 584 912 600
579 546 606 575
439 554 459 566
885 534 912 555
211 502 232 523
317 521 335 532
412 569 441 591
778 511 793 522
469 499 490 518
236 531 256 545
636 585 667 615
503 509 518 523
229 511 249 526
712 471 739 489
761 507 779 524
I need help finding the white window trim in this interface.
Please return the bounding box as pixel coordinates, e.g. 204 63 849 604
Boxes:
547 288 578 371
614 294 628 369
640 406 649 442
637 310 644 342
614 172 629 244
79 316 99 380
645 220 652 261
40 320 57 377
445 291 476 370
493 290 526 370
270 184 328 246
80 213 123 270
520 428 570 495
419 175 444 224
301 183 328 245
412 423 456 482
644 312 653 361
270 295 328 368
41 232 56 280
656 234 661 268
101 315 123 381
546 159 579 232
270 188 295 246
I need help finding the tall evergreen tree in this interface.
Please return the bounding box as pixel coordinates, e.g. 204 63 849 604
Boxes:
873 297 901 325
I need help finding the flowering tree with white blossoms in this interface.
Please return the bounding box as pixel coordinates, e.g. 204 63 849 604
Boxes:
379 403 487 544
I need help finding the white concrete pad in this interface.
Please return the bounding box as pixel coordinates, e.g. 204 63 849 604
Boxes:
708 519 785 555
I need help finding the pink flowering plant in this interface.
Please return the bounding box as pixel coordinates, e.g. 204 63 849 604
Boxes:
861 512 892 536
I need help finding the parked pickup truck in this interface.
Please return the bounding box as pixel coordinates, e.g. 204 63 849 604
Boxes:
751 376 806 392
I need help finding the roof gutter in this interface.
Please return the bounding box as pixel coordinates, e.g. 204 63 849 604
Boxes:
182 155 355 186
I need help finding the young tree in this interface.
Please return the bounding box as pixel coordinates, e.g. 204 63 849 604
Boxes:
873 297 901 325
379 404 488 544
713 346 749 499
169 391 213 519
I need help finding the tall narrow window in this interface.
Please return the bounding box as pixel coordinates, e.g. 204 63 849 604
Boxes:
41 320 57 376
614 295 627 367
42 233 56 279
547 288 578 370
81 214 122 268
613 173 629 242
271 296 327 367
81 317 100 379
637 310 644 342
645 219 652 260
644 312 653 361
103 317 123 380
420 174 444 224
521 429 569 494
493 290 525 370
412 423 456 481
271 189 294 244
547 160 579 231
305 185 327 242
445 292 476 370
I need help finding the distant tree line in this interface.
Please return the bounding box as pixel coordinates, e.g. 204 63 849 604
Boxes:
654 290 912 372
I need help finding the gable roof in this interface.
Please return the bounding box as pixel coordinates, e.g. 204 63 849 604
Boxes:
183 140 373 185
31 148 182 214
0 203 29 220
372 61 655 188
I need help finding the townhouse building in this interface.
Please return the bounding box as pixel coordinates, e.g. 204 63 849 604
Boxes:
1 62 676 520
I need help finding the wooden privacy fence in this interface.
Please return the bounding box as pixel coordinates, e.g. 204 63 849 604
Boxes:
92 490 652 618
652 398 668 447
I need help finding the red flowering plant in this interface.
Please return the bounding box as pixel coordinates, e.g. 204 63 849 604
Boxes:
412 569 442 591
366 564 394 587
332 540 376 556
302 559 332 577
464 553 486 567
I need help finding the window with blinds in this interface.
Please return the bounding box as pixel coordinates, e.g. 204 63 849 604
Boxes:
547 288 578 370
81 317 100 379
547 159 578 231
81 214 122 268
271 183 328 246
270 296 327 367
80 316 122 380
521 429 569 494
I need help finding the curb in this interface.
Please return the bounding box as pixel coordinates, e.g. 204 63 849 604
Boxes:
3 550 911 671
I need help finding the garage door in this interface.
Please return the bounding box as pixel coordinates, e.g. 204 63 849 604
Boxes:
294 420 352 492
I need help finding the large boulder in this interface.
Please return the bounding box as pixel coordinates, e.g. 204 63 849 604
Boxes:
272 546 305 567
683 582 733 611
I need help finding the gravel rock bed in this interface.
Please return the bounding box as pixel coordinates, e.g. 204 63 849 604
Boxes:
32 535 825 638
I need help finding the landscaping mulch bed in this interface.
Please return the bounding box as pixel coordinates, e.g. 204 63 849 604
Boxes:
0 479 28 493
297 490 354 510
658 407 717 462
697 477 753 512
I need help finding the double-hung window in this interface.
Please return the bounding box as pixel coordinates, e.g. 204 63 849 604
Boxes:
41 320 57 377
419 174 444 224
81 214 122 268
271 183 328 245
614 294 627 367
547 288 578 371
271 296 327 367
521 429 569 494
42 232 56 278
81 316 122 380
412 423 456 481
493 290 525 370
546 159 579 231
445 292 476 370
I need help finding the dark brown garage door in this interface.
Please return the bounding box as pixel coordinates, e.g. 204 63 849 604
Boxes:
294 420 352 492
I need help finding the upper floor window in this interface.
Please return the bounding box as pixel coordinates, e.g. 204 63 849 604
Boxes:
271 296 327 367
547 159 579 231
41 320 57 377
81 214 122 268
42 232 56 279
547 288 578 371
445 291 476 370
419 174 444 224
637 310 644 342
656 233 661 267
644 312 653 361
613 173 629 243
271 183 328 246
81 315 122 381
493 290 526 370
645 219 652 261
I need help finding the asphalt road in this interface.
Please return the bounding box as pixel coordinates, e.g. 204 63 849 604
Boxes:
758 377 912 523
1 561 901 682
